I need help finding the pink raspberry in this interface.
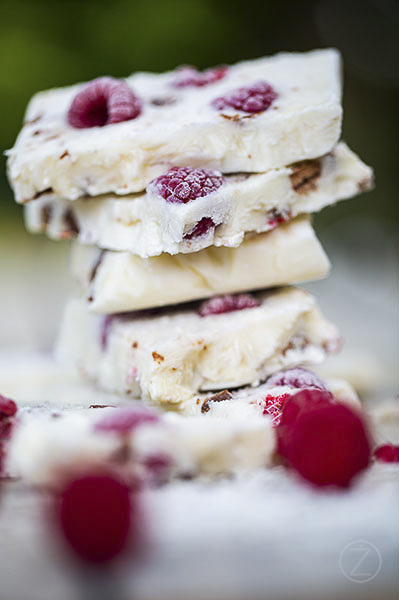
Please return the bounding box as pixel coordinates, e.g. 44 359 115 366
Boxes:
266 368 327 392
55 472 134 564
374 443 399 463
68 77 142 128
149 166 224 204
172 65 228 88
94 407 159 435
212 81 277 114
184 217 215 240
199 293 260 317
277 390 371 488
260 393 291 426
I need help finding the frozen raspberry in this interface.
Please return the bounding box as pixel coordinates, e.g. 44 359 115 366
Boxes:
172 65 228 88
55 472 133 564
212 81 277 114
277 390 371 488
68 77 142 128
0 394 17 440
94 407 159 435
184 217 215 240
199 293 260 317
260 393 291 426
374 443 399 463
266 368 327 392
149 167 224 204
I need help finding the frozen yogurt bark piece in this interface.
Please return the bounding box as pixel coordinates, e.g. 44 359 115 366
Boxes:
8 49 342 203
56 288 341 406
71 216 330 313
5 373 357 485
24 143 372 257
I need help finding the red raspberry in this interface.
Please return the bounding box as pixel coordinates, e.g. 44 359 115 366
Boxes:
0 394 17 475
172 65 228 88
266 368 327 392
374 443 399 463
277 390 371 488
68 77 142 128
199 293 259 316
184 217 215 240
212 81 277 114
55 472 134 564
149 167 224 204
94 407 159 435
260 393 291 426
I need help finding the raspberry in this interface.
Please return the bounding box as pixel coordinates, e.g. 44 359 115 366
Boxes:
172 65 228 88
374 443 399 463
94 407 159 435
184 217 215 240
212 81 277 114
55 472 133 564
68 77 142 128
277 390 371 488
199 293 259 316
266 368 327 392
260 393 291 426
149 167 224 204
0 394 17 475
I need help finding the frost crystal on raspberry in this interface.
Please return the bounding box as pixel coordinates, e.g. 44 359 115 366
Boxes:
212 81 277 114
260 393 291 426
172 65 228 88
199 293 260 316
68 77 142 128
149 167 224 204
266 368 327 391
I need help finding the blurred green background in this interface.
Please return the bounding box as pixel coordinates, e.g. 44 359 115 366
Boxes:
0 0 398 230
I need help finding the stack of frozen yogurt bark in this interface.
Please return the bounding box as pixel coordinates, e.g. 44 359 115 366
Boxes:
4 49 375 483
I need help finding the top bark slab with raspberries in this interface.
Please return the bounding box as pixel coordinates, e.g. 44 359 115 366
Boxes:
7 50 342 203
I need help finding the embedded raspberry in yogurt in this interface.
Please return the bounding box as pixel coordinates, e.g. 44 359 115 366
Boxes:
199 293 260 316
172 65 228 88
374 443 399 463
184 217 215 240
266 368 327 391
149 167 224 204
94 407 159 435
212 81 277 113
68 77 142 128
277 390 371 488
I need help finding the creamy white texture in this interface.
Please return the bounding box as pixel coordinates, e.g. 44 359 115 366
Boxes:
5 376 358 485
71 217 330 313
56 288 341 406
8 50 342 203
23 143 372 257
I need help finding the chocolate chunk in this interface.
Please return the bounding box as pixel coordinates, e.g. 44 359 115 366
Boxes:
289 159 321 194
201 389 232 413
